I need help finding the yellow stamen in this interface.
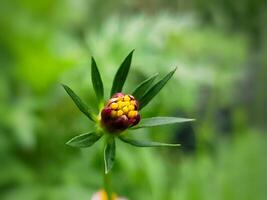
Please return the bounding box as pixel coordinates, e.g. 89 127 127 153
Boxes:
124 101 130 106
122 106 129 114
124 95 131 101
110 103 118 110
128 110 138 118
111 110 117 118
128 105 135 111
118 101 124 109
117 110 123 117
130 100 136 105
117 97 123 101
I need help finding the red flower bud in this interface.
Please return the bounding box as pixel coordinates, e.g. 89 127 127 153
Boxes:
101 93 141 133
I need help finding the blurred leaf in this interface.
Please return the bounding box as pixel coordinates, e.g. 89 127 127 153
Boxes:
119 136 180 147
139 68 177 110
62 84 97 122
104 136 116 174
66 132 102 148
91 57 104 105
132 117 195 129
132 73 158 100
110 50 134 96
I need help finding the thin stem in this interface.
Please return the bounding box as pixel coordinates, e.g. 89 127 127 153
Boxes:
103 134 113 200
103 170 112 200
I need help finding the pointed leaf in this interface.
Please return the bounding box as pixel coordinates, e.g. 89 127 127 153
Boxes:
62 84 97 122
66 132 102 148
139 68 177 110
104 137 116 174
91 57 104 104
119 136 180 147
132 117 195 129
110 50 134 96
132 73 158 100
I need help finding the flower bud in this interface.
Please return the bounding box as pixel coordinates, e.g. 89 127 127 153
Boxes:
91 190 127 200
101 93 140 133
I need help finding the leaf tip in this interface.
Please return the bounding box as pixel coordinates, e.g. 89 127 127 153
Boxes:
65 140 73 147
172 66 178 73
61 83 66 88
127 49 135 58
91 56 96 63
104 168 109 174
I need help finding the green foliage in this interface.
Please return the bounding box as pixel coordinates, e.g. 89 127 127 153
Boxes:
139 68 177 110
91 57 104 105
66 132 102 148
62 84 97 122
110 50 134 96
104 137 116 174
132 73 158 100
132 117 194 129
1 0 266 199
119 136 180 147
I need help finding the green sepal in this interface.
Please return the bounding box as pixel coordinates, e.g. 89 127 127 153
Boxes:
62 84 97 122
91 57 104 106
139 67 177 110
104 136 116 174
132 73 158 100
66 132 102 148
110 50 134 96
119 136 180 147
131 117 195 129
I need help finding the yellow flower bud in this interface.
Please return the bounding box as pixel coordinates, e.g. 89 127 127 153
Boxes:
118 101 124 109
111 110 117 118
124 95 131 102
128 110 137 118
130 100 136 105
128 105 135 111
122 106 129 114
117 110 123 117
110 103 118 110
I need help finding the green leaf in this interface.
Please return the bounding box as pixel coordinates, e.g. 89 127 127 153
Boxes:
91 57 104 104
104 136 116 174
132 117 195 129
62 84 97 122
110 50 134 96
66 132 102 148
132 73 158 100
119 136 180 147
139 68 177 110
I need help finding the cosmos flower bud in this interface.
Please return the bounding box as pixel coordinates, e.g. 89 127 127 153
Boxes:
91 190 127 200
101 93 140 133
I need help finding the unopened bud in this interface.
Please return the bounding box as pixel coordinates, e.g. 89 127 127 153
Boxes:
101 93 140 133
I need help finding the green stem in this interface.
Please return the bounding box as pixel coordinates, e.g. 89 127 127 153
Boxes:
103 170 112 200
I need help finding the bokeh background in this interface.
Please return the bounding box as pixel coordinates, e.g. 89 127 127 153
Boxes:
1 0 267 199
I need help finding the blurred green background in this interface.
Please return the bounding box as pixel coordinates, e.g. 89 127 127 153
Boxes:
1 0 267 199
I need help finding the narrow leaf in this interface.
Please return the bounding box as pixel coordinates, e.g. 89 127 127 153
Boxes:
132 117 195 129
62 84 96 122
110 50 134 96
66 132 102 148
139 68 177 110
119 136 180 147
104 137 116 174
91 57 104 104
132 73 158 100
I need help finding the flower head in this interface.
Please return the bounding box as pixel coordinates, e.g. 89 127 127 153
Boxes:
101 93 140 133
